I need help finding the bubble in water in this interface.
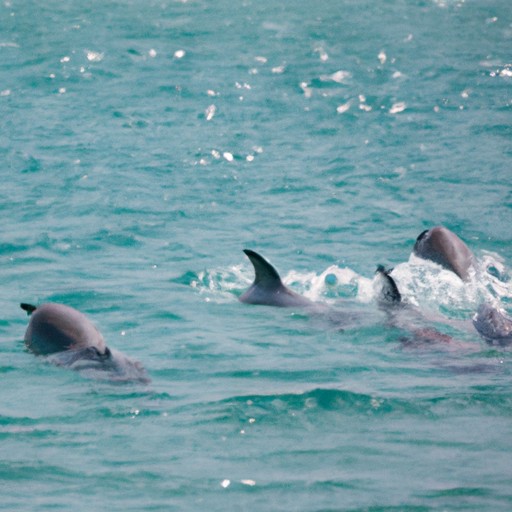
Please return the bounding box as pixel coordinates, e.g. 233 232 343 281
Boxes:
325 273 337 286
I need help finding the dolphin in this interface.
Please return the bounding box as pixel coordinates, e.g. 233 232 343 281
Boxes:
374 265 401 307
473 303 512 346
413 226 475 281
374 266 461 346
374 266 512 349
239 249 317 308
20 303 149 382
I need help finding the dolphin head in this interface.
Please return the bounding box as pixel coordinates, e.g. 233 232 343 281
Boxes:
413 226 475 281
21 302 149 383
22 303 108 356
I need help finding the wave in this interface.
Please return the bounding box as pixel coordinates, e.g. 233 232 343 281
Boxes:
167 383 512 431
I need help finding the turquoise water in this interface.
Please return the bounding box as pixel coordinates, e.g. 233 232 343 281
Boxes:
1 0 512 509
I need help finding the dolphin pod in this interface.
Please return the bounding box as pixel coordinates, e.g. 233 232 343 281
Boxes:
241 226 511 346
384 227 510 345
21 303 149 383
16 225 510 382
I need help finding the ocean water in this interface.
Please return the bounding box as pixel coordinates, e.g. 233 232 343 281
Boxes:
1 0 512 509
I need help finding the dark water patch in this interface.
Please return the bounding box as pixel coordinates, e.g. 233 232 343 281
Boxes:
413 486 507 512
421 486 492 499
0 461 81 481
92 228 144 248
346 506 430 512
43 290 120 310
471 124 512 139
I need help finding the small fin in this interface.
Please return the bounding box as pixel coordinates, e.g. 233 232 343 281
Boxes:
243 249 283 286
20 303 37 315
415 229 429 243
375 265 401 304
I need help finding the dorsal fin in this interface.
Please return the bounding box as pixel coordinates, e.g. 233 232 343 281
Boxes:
375 265 401 304
20 303 37 315
243 249 283 288
240 249 316 307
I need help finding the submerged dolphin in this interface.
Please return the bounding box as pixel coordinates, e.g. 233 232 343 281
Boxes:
413 226 475 281
374 265 462 346
20 303 149 382
375 266 512 348
473 303 512 346
239 249 318 308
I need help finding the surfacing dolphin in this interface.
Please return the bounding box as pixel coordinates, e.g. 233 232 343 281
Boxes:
374 265 457 346
239 249 319 308
412 227 512 345
239 249 380 332
413 226 475 281
375 264 512 348
473 303 512 346
21 303 149 383
374 265 401 307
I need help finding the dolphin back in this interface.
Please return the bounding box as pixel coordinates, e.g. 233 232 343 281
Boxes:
413 226 474 281
239 249 315 308
22 302 108 356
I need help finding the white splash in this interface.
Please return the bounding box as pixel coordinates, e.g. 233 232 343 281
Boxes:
336 101 352 114
300 82 313 98
389 102 406 114
86 50 104 62
389 252 512 318
322 70 351 84
205 104 216 121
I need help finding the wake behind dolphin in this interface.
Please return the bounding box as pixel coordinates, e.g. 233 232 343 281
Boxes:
21 302 149 383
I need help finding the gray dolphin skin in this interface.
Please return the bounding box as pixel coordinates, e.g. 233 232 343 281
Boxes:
21 303 149 382
413 226 475 281
375 264 512 347
374 266 459 346
239 249 317 308
21 302 108 356
375 265 401 306
473 303 512 346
